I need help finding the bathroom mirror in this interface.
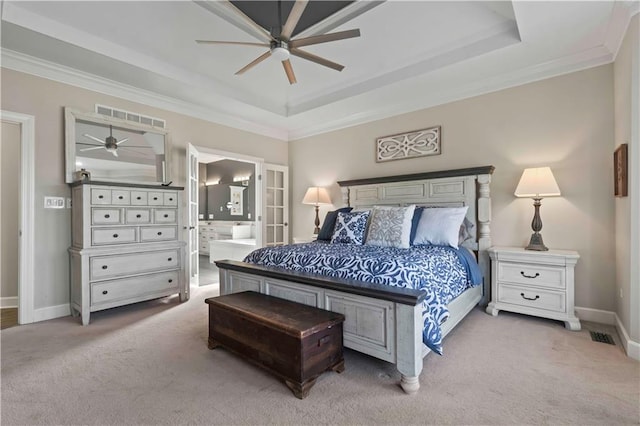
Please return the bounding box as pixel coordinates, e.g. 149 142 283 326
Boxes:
64 108 171 184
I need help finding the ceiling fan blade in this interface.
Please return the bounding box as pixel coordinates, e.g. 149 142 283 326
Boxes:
281 0 309 41
289 29 360 48
282 60 297 85
80 146 105 152
196 40 270 48
116 138 130 145
218 0 275 43
83 134 105 144
290 48 344 72
235 51 272 75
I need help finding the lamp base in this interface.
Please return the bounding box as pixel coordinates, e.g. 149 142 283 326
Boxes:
525 232 548 251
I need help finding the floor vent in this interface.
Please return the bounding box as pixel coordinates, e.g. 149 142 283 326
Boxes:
589 331 615 345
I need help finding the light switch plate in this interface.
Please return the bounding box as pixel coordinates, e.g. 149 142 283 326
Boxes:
44 196 65 209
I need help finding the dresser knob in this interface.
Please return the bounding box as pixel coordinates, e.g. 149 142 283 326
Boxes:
157 232 162 236
168 279 173 283
520 271 540 279
102 290 108 295
98 195 104 199
137 196 142 200
113 234 119 238
164 214 169 218
153 197 158 200
169 198 173 201
520 293 540 301
104 214 110 218
168 258 172 262
102 265 108 270
118 196 123 199
136 214 142 218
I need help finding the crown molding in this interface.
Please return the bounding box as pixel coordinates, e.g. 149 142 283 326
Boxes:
287 45 614 140
607 0 640 60
1 49 289 141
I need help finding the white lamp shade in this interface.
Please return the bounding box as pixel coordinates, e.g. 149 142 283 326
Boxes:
514 167 561 198
302 187 331 205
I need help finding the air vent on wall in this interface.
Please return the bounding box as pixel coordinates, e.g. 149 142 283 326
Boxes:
95 104 166 129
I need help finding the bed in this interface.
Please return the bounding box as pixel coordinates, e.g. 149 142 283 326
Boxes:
215 166 494 394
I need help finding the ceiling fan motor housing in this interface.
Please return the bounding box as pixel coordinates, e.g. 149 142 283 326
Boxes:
105 136 118 151
270 40 290 61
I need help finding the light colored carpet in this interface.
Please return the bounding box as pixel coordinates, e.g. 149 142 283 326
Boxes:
2 286 638 425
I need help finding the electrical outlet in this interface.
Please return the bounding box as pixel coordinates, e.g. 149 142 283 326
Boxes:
44 196 65 209
66 198 72 208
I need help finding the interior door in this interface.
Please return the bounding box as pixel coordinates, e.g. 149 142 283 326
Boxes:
186 143 199 288
263 164 289 246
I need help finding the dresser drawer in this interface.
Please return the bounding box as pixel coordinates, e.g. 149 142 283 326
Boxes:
498 262 565 289
91 189 111 204
163 192 178 206
112 190 130 205
91 270 179 306
91 227 137 245
130 191 148 205
154 209 176 223
148 192 164 205
140 226 177 242
498 283 566 313
92 208 121 225
126 209 151 224
90 249 179 279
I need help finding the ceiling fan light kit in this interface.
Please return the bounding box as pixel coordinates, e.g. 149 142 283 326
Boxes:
197 0 361 85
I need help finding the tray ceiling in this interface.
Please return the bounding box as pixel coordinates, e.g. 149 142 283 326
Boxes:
1 1 636 140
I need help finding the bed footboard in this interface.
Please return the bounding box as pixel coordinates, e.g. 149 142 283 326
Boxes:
216 260 426 394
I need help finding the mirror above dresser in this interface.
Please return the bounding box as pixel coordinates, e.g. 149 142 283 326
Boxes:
64 107 171 185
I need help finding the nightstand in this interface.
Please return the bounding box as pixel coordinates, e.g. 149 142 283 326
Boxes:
293 236 316 244
486 247 581 330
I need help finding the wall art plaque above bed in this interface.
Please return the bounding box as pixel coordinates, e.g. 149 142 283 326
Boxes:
376 126 441 162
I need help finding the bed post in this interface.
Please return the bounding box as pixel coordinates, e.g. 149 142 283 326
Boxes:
477 173 492 306
395 303 423 394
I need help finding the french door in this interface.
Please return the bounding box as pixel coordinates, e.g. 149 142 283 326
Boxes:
186 143 199 289
263 164 289 246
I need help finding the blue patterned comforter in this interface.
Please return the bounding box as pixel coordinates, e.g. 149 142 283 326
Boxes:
244 241 482 355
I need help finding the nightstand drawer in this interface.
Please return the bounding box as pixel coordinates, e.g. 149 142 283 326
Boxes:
498 263 565 289
498 284 566 313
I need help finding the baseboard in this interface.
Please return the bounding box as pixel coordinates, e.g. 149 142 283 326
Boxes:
33 303 70 323
0 296 19 308
574 306 616 325
615 313 640 361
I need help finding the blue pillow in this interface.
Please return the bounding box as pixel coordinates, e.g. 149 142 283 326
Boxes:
409 207 425 245
317 207 352 241
331 211 370 245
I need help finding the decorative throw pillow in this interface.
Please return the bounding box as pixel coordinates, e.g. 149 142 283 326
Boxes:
413 206 469 248
365 205 416 249
317 207 353 241
409 206 425 245
458 216 475 246
331 211 370 245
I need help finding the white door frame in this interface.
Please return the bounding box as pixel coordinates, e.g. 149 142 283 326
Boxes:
1 111 35 324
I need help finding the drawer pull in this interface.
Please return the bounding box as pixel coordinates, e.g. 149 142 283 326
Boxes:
101 265 108 270
520 293 540 301
136 196 142 200
113 234 119 238
157 232 162 236
318 335 331 347
169 198 173 201
98 195 104 199
104 214 110 218
136 214 142 218
118 196 124 200
168 279 173 283
168 257 172 262
153 197 158 201
520 271 540 279
164 214 169 218
102 290 108 295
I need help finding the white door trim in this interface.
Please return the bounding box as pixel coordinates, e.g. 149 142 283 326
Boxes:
1 110 35 324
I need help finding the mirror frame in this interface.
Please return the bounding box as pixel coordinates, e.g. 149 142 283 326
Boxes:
64 107 172 184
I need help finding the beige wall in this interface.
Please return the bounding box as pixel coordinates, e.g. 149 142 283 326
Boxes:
1 121 20 301
290 65 615 312
1 68 288 311
613 14 639 342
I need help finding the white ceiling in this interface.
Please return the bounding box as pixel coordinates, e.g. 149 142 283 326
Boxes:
1 1 637 141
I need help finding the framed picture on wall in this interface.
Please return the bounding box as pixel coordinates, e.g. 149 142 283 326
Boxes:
614 143 628 197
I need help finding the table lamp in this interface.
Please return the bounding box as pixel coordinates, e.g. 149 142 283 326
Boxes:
302 187 331 234
514 167 561 251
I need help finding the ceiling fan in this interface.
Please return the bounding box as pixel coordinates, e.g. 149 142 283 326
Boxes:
79 125 129 157
196 0 361 84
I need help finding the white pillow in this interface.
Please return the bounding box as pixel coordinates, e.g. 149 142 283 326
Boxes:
413 206 469 248
365 205 415 249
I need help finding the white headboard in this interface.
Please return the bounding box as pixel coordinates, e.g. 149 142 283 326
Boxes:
337 166 494 305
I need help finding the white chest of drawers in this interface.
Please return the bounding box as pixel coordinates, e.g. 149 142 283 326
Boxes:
486 247 580 330
69 182 187 325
